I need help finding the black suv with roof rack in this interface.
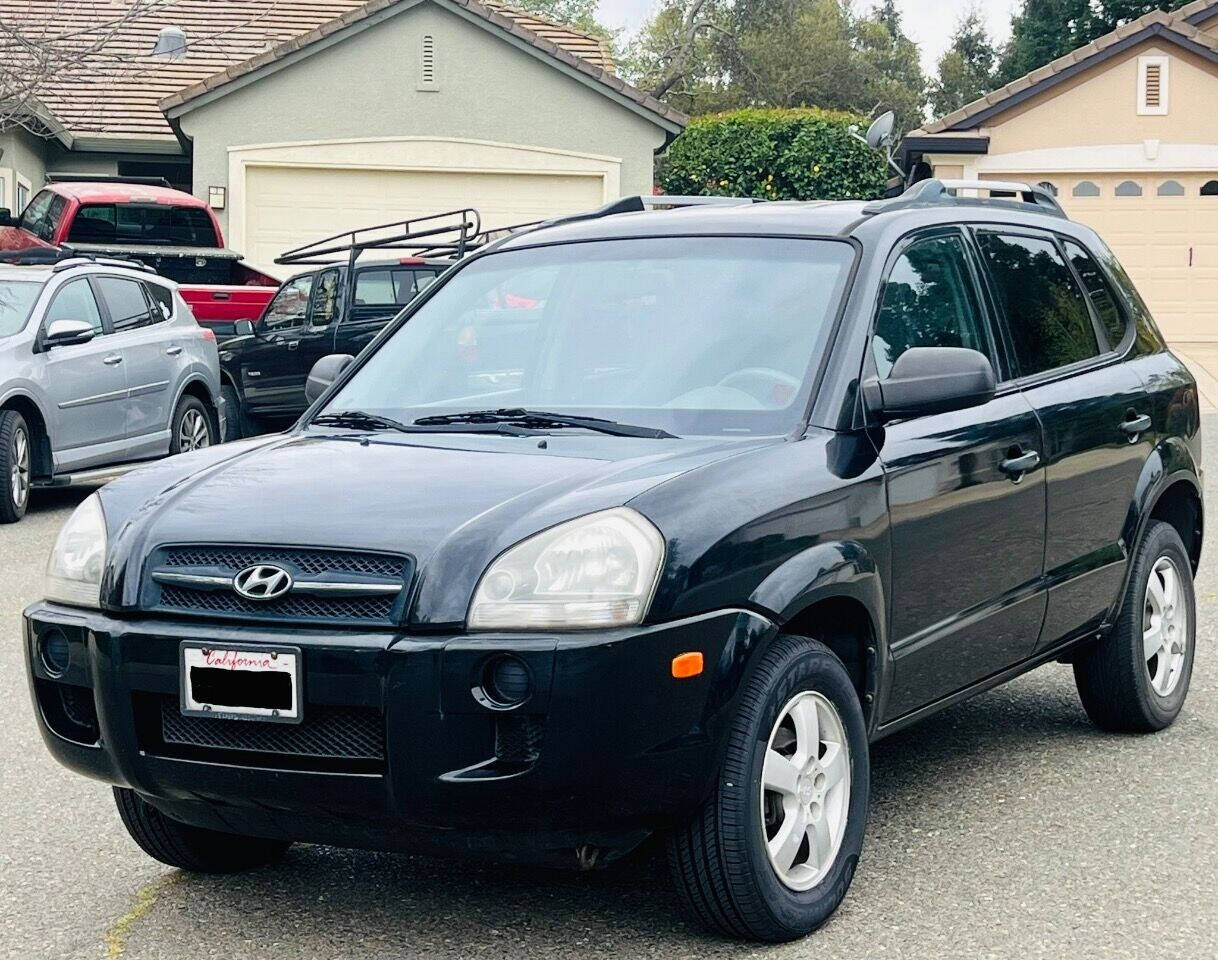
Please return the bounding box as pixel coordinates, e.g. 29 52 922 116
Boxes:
25 183 1201 942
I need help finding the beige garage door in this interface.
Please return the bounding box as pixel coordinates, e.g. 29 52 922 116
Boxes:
243 165 606 271
994 173 1218 342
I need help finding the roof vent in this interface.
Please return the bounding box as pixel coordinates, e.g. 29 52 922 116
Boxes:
418 34 438 91
1138 55 1168 115
152 26 187 60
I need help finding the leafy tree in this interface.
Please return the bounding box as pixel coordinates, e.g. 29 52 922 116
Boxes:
616 0 735 113
927 8 998 117
853 0 926 133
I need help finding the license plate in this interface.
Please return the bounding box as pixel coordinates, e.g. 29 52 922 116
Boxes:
180 643 301 723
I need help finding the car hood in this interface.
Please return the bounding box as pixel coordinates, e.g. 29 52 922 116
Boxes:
101 429 774 624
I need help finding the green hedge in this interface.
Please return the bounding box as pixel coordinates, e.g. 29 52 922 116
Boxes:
658 108 888 202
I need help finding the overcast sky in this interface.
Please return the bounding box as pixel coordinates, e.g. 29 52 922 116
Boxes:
598 0 1018 73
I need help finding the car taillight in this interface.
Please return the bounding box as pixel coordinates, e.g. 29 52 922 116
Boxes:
200 327 216 342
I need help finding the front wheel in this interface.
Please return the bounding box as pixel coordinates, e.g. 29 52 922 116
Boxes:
169 395 215 455
114 788 290 873
667 635 869 942
1073 521 1196 732
0 408 32 523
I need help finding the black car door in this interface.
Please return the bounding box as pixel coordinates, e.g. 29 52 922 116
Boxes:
869 229 1048 722
290 268 342 409
240 273 314 416
975 229 1154 651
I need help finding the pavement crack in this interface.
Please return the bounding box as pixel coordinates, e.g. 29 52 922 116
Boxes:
102 872 182 960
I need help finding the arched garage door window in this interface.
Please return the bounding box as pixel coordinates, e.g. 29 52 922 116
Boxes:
1157 180 1185 196
1115 180 1143 197
1202 180 1218 196
1072 181 1101 197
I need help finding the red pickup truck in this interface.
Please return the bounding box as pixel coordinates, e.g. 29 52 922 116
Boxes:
0 180 279 330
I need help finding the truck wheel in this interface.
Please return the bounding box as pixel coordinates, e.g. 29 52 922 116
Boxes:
1074 521 1196 733
113 788 290 873
170 396 214 455
220 385 258 442
667 635 869 942
0 408 32 523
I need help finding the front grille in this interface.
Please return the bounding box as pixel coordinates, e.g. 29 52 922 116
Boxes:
158 585 395 622
144 544 411 626
145 695 385 773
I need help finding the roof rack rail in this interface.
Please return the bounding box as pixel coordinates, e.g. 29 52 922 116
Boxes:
862 178 1067 218
275 208 481 268
44 173 174 189
0 246 155 273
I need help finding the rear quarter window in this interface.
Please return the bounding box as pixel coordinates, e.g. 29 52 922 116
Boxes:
146 282 175 321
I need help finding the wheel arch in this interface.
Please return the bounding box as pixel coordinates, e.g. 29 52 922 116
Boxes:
745 540 887 731
0 390 53 480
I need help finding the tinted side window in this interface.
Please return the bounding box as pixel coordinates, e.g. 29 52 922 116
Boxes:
354 268 439 307
261 275 313 331
96 276 153 332
45 280 104 335
977 232 1099 376
1064 240 1126 350
18 190 55 236
872 234 992 379
146 282 174 321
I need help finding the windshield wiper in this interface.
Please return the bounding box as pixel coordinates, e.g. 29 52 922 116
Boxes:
412 408 678 439
310 409 531 436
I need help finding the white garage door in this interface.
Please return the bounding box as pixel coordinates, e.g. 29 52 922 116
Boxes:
243 165 606 271
995 173 1218 342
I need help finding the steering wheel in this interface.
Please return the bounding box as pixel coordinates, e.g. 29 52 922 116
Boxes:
716 367 802 407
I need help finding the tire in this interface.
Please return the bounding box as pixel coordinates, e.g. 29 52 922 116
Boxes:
220 384 258 442
0 408 32 524
1073 521 1196 733
666 635 869 942
169 395 215 455
113 787 290 873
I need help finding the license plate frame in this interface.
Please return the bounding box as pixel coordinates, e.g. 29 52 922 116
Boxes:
179 641 302 724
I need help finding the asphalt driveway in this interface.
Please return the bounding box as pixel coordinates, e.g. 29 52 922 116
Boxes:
2 425 1215 960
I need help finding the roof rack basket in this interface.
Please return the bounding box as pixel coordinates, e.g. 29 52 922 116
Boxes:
275 208 482 269
862 178 1068 218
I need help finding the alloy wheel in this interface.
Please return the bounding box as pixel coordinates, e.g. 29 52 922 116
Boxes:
178 409 211 453
10 425 29 509
760 690 851 891
1144 555 1188 698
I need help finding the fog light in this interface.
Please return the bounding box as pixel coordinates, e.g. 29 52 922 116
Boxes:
40 628 71 676
482 655 531 707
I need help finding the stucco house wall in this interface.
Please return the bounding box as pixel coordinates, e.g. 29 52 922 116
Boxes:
176 1 670 238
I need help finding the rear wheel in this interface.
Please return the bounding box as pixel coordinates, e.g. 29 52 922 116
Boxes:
170 396 215 455
0 409 32 523
113 787 290 873
666 635 868 941
220 385 259 442
1073 521 1196 732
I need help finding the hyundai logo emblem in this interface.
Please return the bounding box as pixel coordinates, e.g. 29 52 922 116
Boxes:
233 564 293 601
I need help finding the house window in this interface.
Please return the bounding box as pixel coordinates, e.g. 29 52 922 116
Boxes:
1137 56 1169 115
418 34 437 90
1072 181 1101 198
1201 180 1218 196
1115 180 1143 197
1157 180 1185 197
1036 181 1059 197
15 179 29 213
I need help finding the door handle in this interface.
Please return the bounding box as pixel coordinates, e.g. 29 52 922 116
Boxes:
287 341 299 350
1121 413 1152 439
102 354 123 366
999 448 1041 480
165 346 183 357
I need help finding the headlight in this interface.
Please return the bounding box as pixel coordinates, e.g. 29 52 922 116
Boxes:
44 493 107 609
468 507 665 630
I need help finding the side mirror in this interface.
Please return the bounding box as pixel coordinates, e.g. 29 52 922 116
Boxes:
863 346 996 421
233 318 255 337
43 318 96 348
0 208 13 226
305 353 355 404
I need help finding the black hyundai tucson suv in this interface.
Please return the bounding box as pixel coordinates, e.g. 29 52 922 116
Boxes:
25 182 1202 942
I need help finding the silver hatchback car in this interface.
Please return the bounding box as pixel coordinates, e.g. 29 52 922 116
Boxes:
0 257 224 523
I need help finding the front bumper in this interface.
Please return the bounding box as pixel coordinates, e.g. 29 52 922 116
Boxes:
24 602 774 863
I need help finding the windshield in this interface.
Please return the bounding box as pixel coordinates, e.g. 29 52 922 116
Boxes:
322 237 855 437
0 280 43 337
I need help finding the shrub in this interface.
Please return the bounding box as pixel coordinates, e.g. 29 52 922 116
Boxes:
658 107 889 201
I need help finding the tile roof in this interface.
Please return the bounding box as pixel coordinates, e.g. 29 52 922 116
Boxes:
916 0 1218 135
0 0 639 145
